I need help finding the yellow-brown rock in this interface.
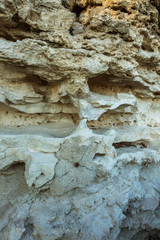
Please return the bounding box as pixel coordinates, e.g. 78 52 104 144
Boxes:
0 0 160 239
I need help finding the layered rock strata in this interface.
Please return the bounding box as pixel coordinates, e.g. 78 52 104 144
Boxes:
0 0 160 239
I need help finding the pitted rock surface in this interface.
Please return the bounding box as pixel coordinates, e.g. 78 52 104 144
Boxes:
0 1 160 240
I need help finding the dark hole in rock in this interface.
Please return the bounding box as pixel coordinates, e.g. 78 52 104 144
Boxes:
11 13 31 32
32 28 42 34
154 92 160 96
113 141 147 148
131 229 160 240
121 8 128 13
72 5 86 17
74 162 80 168
12 13 19 22
20 218 34 239
94 153 106 157
147 236 160 240
69 26 74 36
0 31 17 42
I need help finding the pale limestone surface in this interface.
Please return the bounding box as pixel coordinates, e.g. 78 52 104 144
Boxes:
0 0 160 239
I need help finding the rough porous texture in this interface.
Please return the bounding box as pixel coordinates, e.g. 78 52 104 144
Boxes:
1 0 160 239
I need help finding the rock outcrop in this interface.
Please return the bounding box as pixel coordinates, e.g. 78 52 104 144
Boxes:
0 0 160 239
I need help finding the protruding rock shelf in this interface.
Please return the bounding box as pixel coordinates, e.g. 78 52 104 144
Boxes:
1 0 160 240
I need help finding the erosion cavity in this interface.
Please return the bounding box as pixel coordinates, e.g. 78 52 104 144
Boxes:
88 74 145 96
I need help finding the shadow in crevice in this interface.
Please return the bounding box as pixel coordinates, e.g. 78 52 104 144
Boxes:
132 229 160 240
71 4 87 17
150 0 160 29
12 13 31 32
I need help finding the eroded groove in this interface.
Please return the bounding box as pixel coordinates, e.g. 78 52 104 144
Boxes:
113 141 147 149
1 1 160 240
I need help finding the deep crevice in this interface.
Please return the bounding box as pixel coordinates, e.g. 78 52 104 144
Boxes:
121 8 128 13
1 13 43 41
132 229 160 240
20 218 35 240
12 13 31 32
71 4 86 17
0 32 17 42
113 141 147 149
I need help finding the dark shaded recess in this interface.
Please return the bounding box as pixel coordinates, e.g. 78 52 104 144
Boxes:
69 25 74 36
131 229 160 240
150 0 160 28
158 8 160 28
154 92 160 96
0 30 17 42
88 74 152 96
25 74 48 85
113 141 147 149
71 2 103 17
121 8 128 13
12 13 31 32
88 74 130 84
20 219 35 240
112 6 128 12
71 4 86 17
25 74 65 93
88 74 135 91
32 28 42 34
74 162 80 168
0 12 32 41
94 153 106 157
0 162 25 174
11 13 43 38
141 42 153 52
147 236 160 240
148 236 160 240
24 74 49 96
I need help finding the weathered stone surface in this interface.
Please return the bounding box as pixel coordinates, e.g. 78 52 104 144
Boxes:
0 0 160 239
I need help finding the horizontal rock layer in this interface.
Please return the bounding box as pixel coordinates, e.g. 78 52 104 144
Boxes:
0 0 160 240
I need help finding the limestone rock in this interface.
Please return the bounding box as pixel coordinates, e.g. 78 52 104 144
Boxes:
0 0 160 239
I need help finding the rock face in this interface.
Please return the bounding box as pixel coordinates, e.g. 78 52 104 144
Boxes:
0 0 160 239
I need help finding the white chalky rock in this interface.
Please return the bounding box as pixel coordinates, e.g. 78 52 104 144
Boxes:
0 0 160 239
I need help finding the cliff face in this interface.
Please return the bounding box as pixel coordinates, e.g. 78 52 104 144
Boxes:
0 1 160 239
